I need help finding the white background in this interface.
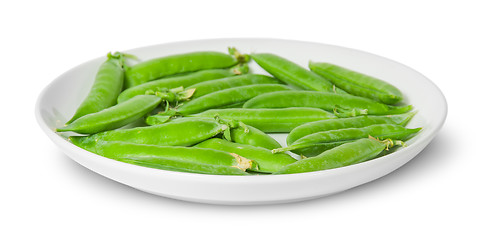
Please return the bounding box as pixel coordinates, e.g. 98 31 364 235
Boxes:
2 0 478 239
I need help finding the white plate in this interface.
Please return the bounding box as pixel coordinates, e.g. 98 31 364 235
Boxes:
35 38 447 205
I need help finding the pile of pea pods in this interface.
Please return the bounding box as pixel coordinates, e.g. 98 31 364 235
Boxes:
57 48 421 175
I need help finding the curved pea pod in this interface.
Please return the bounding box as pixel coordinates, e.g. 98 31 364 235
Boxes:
192 107 337 133
125 49 249 88
286 111 417 145
175 84 292 115
186 74 280 98
274 138 399 174
243 91 412 117
229 124 282 150
309 62 403 104
69 117 230 152
273 124 421 157
57 95 163 134
67 52 126 124
251 53 345 93
195 138 296 173
117 68 245 103
92 141 254 174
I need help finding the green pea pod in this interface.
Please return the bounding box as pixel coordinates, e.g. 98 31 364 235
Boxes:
93 141 254 173
176 84 292 115
57 95 162 134
66 52 126 124
117 68 245 103
191 107 337 133
186 74 280 98
273 124 421 156
119 157 250 175
309 62 403 104
195 138 296 173
69 117 229 152
230 124 282 150
125 49 249 88
243 91 412 117
286 111 417 145
274 138 398 174
251 53 344 93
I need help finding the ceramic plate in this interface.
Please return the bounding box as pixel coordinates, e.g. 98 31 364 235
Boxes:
35 38 447 205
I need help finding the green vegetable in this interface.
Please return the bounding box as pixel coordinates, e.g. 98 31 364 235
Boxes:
251 53 343 93
125 50 248 88
66 52 126 123
191 107 337 132
186 74 280 98
58 48 421 176
243 91 412 117
286 112 416 145
93 141 254 174
309 62 403 104
120 157 250 175
69 117 231 152
176 84 292 115
195 138 296 173
118 68 245 103
230 124 282 150
274 138 399 174
57 95 162 134
274 124 421 157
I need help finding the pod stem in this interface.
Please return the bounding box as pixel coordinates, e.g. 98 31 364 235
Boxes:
229 153 256 171
368 136 404 150
211 116 250 141
228 47 251 64
230 64 250 75
271 143 308 154
333 106 368 117
212 115 232 141
145 87 195 103
238 121 250 133
213 115 246 131
107 52 139 69
176 88 196 101
145 109 180 125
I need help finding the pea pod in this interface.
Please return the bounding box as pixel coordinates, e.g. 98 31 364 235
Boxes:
309 62 403 104
69 117 230 152
251 53 342 93
120 157 249 175
286 111 417 145
57 95 163 134
93 141 254 173
274 138 398 174
176 84 292 115
191 107 337 132
195 138 296 173
186 74 280 98
67 52 126 123
144 115 281 149
230 124 282 150
274 124 421 156
125 49 248 88
117 68 245 103
243 91 412 117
